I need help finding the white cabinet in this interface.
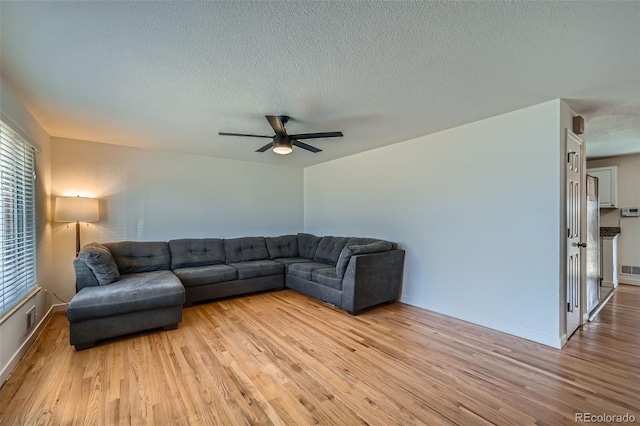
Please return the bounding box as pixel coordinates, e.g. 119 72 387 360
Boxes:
587 166 618 208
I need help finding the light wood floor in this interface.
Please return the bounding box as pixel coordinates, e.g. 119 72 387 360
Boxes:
1 286 638 425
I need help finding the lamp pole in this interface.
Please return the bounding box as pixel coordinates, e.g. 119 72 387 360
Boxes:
75 221 81 257
54 196 100 257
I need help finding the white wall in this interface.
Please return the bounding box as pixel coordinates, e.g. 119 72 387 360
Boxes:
305 100 565 347
0 77 53 384
587 154 640 285
50 137 304 302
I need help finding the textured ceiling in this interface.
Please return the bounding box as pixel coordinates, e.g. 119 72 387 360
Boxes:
1 1 639 166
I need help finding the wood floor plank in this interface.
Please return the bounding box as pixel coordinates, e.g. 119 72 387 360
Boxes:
1 285 638 425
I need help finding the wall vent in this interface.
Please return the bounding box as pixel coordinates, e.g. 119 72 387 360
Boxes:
621 265 640 276
26 306 36 333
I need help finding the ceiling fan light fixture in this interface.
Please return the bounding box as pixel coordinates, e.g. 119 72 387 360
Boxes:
273 135 293 155
273 145 293 155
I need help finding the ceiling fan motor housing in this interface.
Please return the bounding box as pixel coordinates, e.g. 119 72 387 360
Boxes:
272 134 293 154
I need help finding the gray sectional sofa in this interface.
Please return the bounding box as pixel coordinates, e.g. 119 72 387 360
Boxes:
69 233 405 350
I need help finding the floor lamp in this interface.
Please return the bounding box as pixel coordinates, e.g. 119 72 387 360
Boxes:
55 196 100 257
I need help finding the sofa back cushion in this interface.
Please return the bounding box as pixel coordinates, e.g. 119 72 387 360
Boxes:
103 241 171 274
169 238 225 269
313 236 350 265
297 233 321 259
224 237 269 263
77 242 120 285
265 235 299 259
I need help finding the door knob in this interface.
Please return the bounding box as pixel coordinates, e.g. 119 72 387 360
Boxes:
574 242 587 247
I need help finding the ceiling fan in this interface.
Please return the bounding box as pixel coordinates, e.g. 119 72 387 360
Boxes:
218 115 343 155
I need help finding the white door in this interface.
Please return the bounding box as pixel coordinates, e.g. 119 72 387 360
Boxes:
566 130 583 338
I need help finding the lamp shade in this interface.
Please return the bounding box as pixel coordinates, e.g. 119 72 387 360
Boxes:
55 196 99 222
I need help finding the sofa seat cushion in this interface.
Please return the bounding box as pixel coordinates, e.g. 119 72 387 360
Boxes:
67 270 185 323
173 264 238 288
228 260 285 280
273 257 313 272
312 268 343 291
288 262 335 281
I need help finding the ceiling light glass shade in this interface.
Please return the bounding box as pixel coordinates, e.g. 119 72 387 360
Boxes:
272 136 293 155
273 145 293 155
55 196 99 222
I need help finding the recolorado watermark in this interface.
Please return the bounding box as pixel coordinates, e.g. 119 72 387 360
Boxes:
575 412 636 423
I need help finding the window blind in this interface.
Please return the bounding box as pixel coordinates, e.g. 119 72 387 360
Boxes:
0 120 37 315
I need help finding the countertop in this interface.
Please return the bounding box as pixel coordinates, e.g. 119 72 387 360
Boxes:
600 227 621 237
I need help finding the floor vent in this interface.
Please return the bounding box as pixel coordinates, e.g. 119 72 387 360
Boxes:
621 265 640 275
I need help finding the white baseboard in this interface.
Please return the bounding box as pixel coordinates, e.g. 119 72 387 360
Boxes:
619 275 640 286
0 303 63 386
560 333 568 348
52 303 68 313
399 296 563 349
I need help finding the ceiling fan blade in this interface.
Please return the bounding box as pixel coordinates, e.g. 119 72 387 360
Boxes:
293 140 322 153
289 131 343 140
256 142 273 153
265 115 287 135
219 132 273 139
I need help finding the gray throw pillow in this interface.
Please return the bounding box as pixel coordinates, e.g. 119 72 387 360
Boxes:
335 247 355 279
335 241 393 279
78 242 120 285
350 240 393 255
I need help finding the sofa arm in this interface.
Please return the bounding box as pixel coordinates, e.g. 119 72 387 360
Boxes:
341 249 405 315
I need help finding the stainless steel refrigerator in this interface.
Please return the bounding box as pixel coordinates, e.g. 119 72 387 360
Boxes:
586 175 600 314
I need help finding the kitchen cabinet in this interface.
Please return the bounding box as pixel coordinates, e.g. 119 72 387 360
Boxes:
587 166 618 208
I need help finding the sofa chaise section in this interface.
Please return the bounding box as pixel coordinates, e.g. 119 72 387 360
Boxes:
69 242 185 350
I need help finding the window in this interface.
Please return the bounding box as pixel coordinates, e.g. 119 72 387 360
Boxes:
0 120 37 316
